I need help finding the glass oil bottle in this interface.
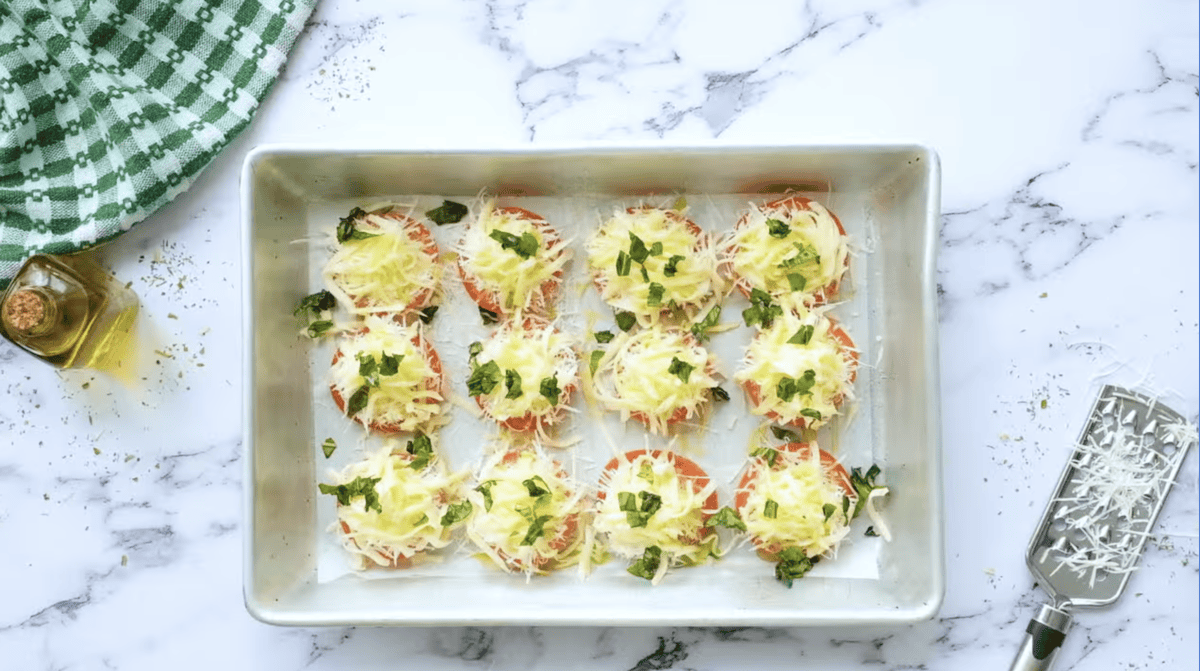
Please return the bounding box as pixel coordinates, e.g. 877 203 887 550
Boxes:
0 254 139 372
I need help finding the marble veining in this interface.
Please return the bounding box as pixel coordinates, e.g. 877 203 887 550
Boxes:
1 0 1196 669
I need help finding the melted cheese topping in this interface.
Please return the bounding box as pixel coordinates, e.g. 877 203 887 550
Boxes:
324 211 441 315
591 326 720 435
593 451 718 566
586 208 719 318
739 447 853 557
733 309 855 428
330 316 444 431
473 321 578 423
330 443 469 569
726 199 848 307
457 202 571 314
465 450 586 575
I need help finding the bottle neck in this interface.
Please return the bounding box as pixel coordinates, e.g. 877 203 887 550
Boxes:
3 288 59 337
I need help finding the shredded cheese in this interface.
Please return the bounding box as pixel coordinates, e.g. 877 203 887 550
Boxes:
471 320 578 427
592 451 719 571
590 326 720 435
723 198 848 308
465 450 587 576
328 442 469 569
733 308 856 428
457 201 571 314
586 207 720 320
738 447 854 557
323 210 441 315
330 316 445 431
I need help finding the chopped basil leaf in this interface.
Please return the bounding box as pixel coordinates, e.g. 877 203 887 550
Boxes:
770 426 801 443
865 526 879 537
786 273 806 292
476 480 497 512
667 357 695 383
294 290 336 317
521 515 553 546
850 464 884 519
616 250 632 277
766 218 790 238
307 320 334 338
619 491 661 528
468 341 483 358
589 350 604 376
379 352 402 377
650 241 663 256
357 353 380 388
321 437 337 459
779 242 820 269
440 500 473 527
774 547 818 587
539 376 562 405
800 408 822 421
627 545 662 580
788 324 814 345
639 265 650 282
479 307 500 324
617 491 638 512
425 200 469 225
615 311 636 332
346 385 370 417
742 290 782 328
663 254 685 277
523 475 550 499
763 499 779 519
795 369 817 396
646 282 665 307
637 463 654 483
406 433 434 470
466 360 501 396
690 305 721 343
822 503 836 523
336 207 378 243
628 233 650 264
504 368 523 399
749 287 773 305
777 377 798 403
706 506 746 531
489 229 539 259
710 386 730 402
594 330 615 344
842 495 851 519
318 476 382 513
672 196 687 211
751 447 780 468
777 370 816 402
418 305 439 324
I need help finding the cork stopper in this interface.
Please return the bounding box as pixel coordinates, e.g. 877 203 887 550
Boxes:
4 289 47 331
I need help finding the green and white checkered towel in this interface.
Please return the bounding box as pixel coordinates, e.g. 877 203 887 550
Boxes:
0 0 315 284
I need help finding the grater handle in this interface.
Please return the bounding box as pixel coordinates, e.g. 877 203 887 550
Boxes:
1008 604 1072 671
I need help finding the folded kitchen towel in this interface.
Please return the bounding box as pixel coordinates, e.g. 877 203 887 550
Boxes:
0 0 316 285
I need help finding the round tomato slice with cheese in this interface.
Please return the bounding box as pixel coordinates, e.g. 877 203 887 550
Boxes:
329 316 446 434
465 448 586 575
593 449 720 581
457 203 570 318
589 325 722 435
322 441 470 570
323 207 441 318
586 206 720 321
735 442 855 562
723 195 849 307
465 317 578 433
734 308 857 430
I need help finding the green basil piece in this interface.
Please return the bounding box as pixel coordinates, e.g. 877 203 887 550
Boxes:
788 325 814 345
318 475 382 513
406 433 434 470
593 330 615 344
628 233 650 264
589 350 604 376
467 360 501 396
307 320 334 338
539 376 562 406
627 545 663 580
294 290 336 317
690 305 721 342
321 437 337 459
766 218 790 239
763 499 779 519
521 515 554 546
646 282 665 307
425 200 468 225
615 311 636 332
667 357 695 383
705 506 746 531
346 385 370 416
479 307 500 325
476 480 497 512
379 352 402 377
440 500 473 527
504 369 523 399
418 305 439 324
710 386 730 402
774 547 818 588
616 250 632 277
663 254 685 277
489 229 539 259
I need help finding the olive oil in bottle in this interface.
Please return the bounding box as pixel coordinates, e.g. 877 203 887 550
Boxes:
1 254 139 371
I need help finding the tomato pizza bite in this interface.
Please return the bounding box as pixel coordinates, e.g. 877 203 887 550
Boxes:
586 206 720 322
723 195 849 307
323 205 442 319
456 202 571 319
319 437 471 570
465 318 578 433
589 325 722 435
465 447 586 576
593 449 720 582
734 308 857 430
330 315 446 433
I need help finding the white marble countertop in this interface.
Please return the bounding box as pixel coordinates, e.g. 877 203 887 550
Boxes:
2 1 1196 669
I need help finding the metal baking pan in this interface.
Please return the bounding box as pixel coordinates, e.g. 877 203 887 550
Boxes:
241 144 943 626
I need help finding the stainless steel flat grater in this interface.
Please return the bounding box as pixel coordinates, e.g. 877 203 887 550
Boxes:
1009 385 1197 671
